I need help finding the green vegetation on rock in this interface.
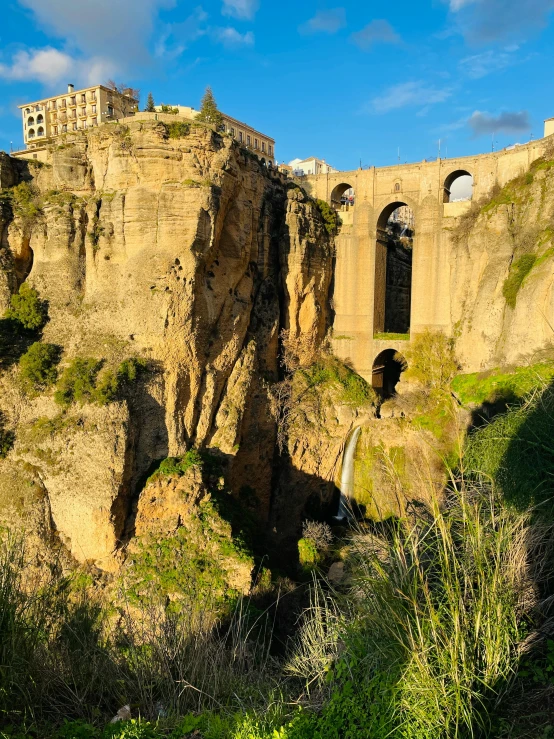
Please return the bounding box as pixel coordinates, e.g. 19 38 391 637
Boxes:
315 199 342 235
19 342 60 391
54 356 145 407
452 361 554 406
502 253 537 308
5 283 48 331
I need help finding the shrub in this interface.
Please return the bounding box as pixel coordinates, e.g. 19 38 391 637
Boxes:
298 538 320 570
147 449 203 484
166 121 190 139
503 253 537 308
19 342 60 391
54 358 103 406
94 357 146 405
0 412 14 458
315 199 342 235
5 283 48 331
302 520 333 552
406 329 458 390
8 181 43 226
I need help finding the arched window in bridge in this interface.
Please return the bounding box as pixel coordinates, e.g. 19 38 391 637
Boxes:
330 183 355 211
372 349 408 399
443 170 473 203
395 182 401 192
374 202 414 337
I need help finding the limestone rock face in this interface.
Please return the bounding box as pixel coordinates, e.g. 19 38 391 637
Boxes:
0 122 334 565
448 165 554 371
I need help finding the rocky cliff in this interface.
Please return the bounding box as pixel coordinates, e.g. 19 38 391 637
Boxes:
449 154 554 370
0 120 338 566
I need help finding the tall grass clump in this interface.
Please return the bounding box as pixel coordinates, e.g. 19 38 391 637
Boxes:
287 483 554 738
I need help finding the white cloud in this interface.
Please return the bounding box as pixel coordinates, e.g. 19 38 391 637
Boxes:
351 19 400 49
19 0 176 67
155 7 208 59
0 47 115 87
468 110 531 136
370 81 452 114
212 27 254 46
222 0 259 20
298 8 346 35
459 48 520 78
449 0 478 10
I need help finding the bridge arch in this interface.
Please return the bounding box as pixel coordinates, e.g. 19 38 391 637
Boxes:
372 349 408 398
443 169 473 203
374 200 415 337
331 182 355 210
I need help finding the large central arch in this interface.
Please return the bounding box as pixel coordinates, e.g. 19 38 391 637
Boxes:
373 201 414 336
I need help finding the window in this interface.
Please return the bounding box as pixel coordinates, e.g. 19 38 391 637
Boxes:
269 145 272 156
239 131 243 143
73 122 78 130
28 116 35 125
61 99 67 108
92 104 96 114
254 138 258 149
91 91 96 101
395 182 401 192
107 105 114 116
37 114 44 124
53 126 58 135
28 128 35 139
62 124 67 133
81 94 86 103
247 135 251 146
92 117 97 126
81 107 86 116
25 108 30 114
230 127 235 136
262 141 265 152
70 96 76 105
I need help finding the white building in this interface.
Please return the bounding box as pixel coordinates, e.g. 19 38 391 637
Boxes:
288 157 338 176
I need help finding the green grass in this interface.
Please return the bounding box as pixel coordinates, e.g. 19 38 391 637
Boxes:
464 381 554 511
452 362 554 406
373 332 410 341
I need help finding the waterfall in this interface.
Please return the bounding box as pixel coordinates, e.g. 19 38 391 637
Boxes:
336 426 361 520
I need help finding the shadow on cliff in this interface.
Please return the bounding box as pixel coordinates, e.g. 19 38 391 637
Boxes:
465 379 554 515
0 315 50 369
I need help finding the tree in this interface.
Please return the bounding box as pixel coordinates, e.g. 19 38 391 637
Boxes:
5 283 48 331
105 80 140 117
196 86 223 129
145 92 155 112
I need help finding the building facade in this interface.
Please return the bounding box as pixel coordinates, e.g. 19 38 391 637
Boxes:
289 157 338 176
155 105 275 164
19 84 138 149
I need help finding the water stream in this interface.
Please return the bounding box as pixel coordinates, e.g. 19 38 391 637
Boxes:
336 426 361 520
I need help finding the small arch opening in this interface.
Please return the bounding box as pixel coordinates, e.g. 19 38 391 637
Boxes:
444 170 473 203
374 202 414 336
37 114 44 124
331 182 355 211
37 126 44 137
372 349 407 399
28 128 36 139
27 116 35 125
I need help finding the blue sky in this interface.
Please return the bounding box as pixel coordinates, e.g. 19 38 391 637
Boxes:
1 0 553 170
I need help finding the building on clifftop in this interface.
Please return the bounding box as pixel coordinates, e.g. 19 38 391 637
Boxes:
289 157 338 176
154 105 275 164
18 83 138 151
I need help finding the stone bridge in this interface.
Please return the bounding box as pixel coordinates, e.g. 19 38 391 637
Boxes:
303 135 554 388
